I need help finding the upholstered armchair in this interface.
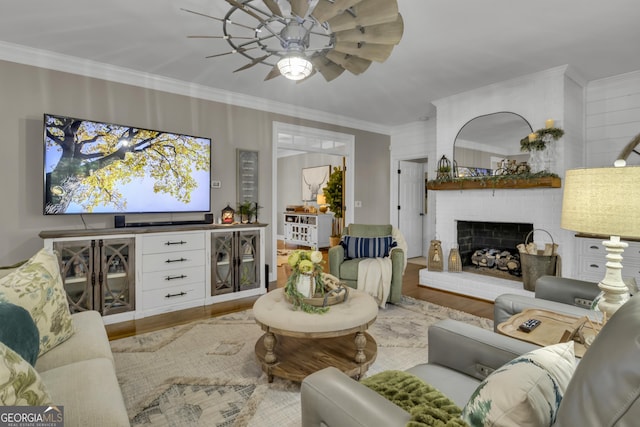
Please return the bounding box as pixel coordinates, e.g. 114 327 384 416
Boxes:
328 224 404 304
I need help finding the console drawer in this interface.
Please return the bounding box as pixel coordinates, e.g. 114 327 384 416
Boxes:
140 232 205 254
142 266 205 291
142 283 205 309
142 250 205 272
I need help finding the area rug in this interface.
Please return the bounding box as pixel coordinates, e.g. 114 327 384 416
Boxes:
110 296 493 426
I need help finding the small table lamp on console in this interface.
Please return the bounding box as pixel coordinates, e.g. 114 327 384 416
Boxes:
561 163 640 320
317 194 328 213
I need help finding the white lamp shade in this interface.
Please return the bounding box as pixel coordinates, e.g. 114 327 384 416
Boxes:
561 166 640 237
316 194 326 205
277 55 313 81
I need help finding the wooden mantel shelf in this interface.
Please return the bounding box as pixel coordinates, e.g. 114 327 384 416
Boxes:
427 176 561 191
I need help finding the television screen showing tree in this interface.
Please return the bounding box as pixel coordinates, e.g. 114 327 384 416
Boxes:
43 113 211 215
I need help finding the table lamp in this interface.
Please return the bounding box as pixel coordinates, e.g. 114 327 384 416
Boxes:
316 194 328 213
561 164 640 319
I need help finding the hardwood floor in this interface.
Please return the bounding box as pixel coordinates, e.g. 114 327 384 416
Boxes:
106 251 494 341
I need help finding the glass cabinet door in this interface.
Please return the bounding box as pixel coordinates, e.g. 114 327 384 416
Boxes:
99 238 135 315
53 240 95 313
211 232 234 296
53 237 135 315
237 230 260 291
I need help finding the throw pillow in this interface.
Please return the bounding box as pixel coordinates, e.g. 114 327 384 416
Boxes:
342 235 396 259
0 341 52 406
362 370 468 427
461 341 576 427
0 248 74 356
0 302 40 366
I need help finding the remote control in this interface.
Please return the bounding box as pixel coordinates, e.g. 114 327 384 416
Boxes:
519 318 541 333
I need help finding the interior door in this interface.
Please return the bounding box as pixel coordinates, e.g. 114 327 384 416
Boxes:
398 160 425 258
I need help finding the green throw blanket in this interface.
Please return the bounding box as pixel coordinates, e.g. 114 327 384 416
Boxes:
361 370 469 427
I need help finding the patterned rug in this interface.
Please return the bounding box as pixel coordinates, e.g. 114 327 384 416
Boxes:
110 296 493 426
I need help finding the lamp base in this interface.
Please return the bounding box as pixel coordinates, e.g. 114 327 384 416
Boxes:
596 236 630 320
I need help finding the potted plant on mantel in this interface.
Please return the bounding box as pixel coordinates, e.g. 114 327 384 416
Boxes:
323 166 343 247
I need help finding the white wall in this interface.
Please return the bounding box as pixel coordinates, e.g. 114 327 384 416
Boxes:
586 70 640 167
390 120 437 256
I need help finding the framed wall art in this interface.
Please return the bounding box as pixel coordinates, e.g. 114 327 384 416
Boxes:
237 149 259 204
301 165 330 202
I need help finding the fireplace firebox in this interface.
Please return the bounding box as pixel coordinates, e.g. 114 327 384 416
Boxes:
457 221 533 277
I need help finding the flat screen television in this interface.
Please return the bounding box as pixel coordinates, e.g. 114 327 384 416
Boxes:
43 113 211 215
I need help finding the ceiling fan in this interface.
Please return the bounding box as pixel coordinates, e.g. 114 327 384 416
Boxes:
182 0 403 82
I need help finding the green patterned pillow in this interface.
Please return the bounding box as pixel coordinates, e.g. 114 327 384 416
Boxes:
0 248 74 356
0 341 52 405
461 342 575 427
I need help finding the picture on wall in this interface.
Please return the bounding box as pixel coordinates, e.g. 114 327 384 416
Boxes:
237 149 259 204
301 165 330 202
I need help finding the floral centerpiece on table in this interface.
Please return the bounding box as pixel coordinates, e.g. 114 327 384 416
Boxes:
285 249 327 313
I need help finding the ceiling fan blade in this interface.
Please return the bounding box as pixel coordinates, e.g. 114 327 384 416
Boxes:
181 8 256 31
333 41 394 62
264 65 282 81
188 35 257 40
234 54 271 72
327 0 399 32
334 14 404 45
324 50 371 75
310 56 345 82
205 46 257 59
290 0 310 18
225 0 264 22
311 0 362 24
263 0 283 17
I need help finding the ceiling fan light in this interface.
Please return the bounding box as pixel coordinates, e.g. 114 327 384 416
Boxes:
277 55 313 81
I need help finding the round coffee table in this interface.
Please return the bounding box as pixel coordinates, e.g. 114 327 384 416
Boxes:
253 287 378 382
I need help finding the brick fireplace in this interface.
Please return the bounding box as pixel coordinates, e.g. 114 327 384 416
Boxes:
419 187 565 301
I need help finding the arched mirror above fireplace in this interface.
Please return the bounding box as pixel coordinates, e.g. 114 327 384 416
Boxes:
453 112 532 177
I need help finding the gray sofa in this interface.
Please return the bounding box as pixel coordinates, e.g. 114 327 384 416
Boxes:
494 275 602 327
34 310 130 426
301 289 640 426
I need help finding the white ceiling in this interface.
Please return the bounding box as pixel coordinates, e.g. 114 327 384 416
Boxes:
1 0 639 128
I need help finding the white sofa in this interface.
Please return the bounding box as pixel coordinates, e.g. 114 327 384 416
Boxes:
0 263 130 426
34 310 130 426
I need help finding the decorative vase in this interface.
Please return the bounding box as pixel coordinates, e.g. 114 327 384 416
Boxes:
296 273 314 298
528 144 556 173
448 244 462 272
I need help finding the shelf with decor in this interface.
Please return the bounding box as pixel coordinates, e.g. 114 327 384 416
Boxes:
427 175 561 191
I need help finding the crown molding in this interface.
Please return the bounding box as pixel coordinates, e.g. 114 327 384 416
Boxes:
0 41 391 135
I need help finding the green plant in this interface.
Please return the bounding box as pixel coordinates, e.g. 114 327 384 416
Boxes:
237 200 259 223
323 166 343 237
